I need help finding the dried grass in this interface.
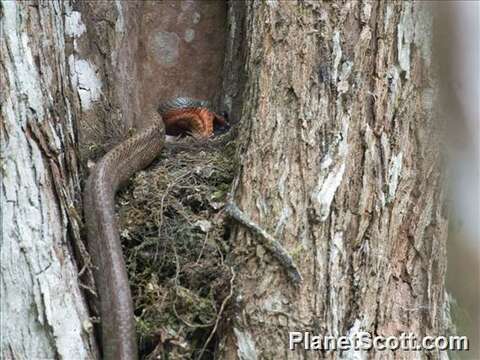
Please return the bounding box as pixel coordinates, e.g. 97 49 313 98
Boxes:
117 140 236 359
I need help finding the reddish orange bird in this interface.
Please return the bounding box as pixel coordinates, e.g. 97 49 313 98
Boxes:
162 107 229 138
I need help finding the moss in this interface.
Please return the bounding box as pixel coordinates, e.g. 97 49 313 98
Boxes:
117 139 237 359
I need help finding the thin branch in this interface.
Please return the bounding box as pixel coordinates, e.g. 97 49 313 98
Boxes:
225 201 302 285
196 266 236 360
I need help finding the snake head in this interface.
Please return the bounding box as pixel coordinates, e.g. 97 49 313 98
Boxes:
213 111 231 136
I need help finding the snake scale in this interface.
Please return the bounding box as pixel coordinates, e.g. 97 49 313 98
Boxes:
83 98 228 359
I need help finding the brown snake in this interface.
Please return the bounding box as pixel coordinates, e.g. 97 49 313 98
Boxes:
84 100 228 359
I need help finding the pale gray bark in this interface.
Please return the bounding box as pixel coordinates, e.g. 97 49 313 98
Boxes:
0 1 98 358
0 0 137 357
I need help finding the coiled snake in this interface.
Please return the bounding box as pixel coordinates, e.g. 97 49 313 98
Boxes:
83 98 228 359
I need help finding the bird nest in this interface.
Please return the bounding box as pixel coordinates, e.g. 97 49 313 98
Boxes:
116 140 236 359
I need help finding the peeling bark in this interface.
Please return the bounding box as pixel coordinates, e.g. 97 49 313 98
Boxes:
218 1 448 359
1 1 97 358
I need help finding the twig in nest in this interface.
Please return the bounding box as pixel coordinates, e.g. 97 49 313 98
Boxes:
196 266 236 360
155 171 191 259
171 245 215 329
224 201 303 285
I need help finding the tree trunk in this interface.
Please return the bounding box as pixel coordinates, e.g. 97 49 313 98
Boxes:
218 1 448 359
0 1 98 358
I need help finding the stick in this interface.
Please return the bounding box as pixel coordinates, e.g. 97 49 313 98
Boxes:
225 201 303 285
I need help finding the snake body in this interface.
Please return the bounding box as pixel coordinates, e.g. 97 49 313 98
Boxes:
84 101 227 359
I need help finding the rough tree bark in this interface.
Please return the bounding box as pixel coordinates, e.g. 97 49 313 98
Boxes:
1 1 448 359
218 1 448 359
1 0 147 357
0 1 98 358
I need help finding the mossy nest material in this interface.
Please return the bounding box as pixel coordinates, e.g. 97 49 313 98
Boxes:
117 142 236 359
